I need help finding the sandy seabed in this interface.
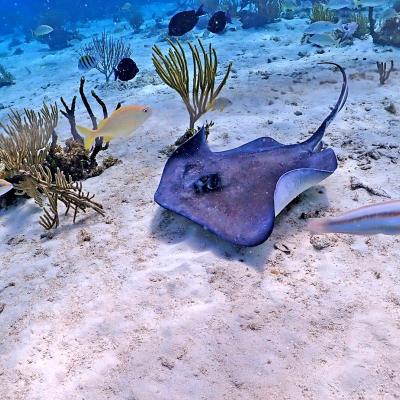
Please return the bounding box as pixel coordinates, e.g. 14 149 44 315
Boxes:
0 13 400 400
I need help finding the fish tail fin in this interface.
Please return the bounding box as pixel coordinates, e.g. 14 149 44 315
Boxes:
307 218 332 234
196 4 206 16
77 125 96 150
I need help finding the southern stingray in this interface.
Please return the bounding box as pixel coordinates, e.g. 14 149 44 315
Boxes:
155 63 348 246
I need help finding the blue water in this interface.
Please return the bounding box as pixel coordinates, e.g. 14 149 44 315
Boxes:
0 0 176 34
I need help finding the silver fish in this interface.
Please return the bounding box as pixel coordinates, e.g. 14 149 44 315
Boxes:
308 200 400 235
308 33 338 47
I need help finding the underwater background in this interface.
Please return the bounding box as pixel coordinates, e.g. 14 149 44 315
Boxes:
1 0 400 399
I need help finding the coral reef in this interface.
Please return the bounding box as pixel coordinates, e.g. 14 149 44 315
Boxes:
0 77 123 229
38 28 82 50
14 165 104 230
0 104 58 174
371 13 400 47
0 104 104 229
310 3 337 23
59 76 120 177
220 0 242 16
376 60 394 85
152 39 232 143
239 0 282 28
350 12 370 39
127 10 144 33
0 65 15 87
80 32 132 82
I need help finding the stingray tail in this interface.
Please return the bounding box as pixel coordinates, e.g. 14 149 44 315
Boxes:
303 62 348 151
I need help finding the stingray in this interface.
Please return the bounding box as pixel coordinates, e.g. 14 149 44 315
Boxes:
155 63 348 246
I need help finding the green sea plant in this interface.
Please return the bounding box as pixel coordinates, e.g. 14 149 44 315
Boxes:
0 103 105 230
152 39 232 143
310 3 337 23
350 11 370 38
257 0 282 18
0 64 15 87
80 32 132 82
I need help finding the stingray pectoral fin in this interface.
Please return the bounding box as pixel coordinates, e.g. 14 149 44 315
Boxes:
219 136 284 156
274 168 335 216
274 147 337 215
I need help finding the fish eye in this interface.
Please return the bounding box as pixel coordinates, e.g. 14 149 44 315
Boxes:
143 107 149 113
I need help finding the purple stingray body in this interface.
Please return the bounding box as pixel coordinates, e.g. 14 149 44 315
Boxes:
155 63 348 246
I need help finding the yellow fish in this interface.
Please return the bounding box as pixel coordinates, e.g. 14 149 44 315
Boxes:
77 105 152 150
0 179 13 197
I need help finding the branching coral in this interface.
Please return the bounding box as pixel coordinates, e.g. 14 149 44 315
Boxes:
376 60 394 85
60 76 121 164
0 104 58 175
127 10 144 33
310 3 337 23
370 12 400 47
152 39 232 142
80 32 132 82
0 65 15 87
350 12 369 39
14 165 104 230
0 103 105 230
239 0 281 27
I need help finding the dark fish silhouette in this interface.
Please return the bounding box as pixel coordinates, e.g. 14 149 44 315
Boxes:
207 11 232 34
154 63 348 247
168 4 206 37
114 58 139 82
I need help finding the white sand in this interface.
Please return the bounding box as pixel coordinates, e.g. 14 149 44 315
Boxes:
1 16 400 400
